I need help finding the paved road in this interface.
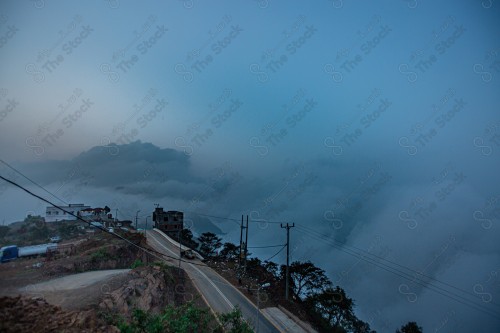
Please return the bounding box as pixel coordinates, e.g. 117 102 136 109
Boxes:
147 230 281 333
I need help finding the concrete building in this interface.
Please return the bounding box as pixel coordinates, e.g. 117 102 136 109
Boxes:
45 203 90 222
153 207 183 234
79 207 111 221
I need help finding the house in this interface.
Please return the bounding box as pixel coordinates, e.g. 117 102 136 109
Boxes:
79 207 111 221
153 207 183 235
45 204 90 222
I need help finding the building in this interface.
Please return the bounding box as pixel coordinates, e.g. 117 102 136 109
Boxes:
153 207 183 234
45 204 90 222
79 207 111 221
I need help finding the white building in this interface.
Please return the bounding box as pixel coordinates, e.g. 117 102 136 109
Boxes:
45 203 90 222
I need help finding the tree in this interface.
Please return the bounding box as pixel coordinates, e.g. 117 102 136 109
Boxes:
396 322 422 333
263 261 279 279
220 242 239 261
115 303 254 333
198 232 222 258
281 261 332 299
181 228 194 242
306 287 354 329
305 286 375 333
218 307 254 333
352 318 376 333
175 229 198 249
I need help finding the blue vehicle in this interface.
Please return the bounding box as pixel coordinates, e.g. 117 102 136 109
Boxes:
0 243 58 263
0 245 19 263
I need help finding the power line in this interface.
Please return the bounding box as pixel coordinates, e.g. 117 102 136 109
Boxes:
0 174 209 268
185 211 283 225
187 211 240 223
0 172 291 300
294 225 500 320
296 224 500 308
263 245 286 262
0 159 68 205
157 208 500 316
6 168 497 319
248 244 286 249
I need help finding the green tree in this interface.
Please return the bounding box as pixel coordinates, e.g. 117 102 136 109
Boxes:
115 303 254 333
218 307 254 333
396 321 422 333
181 228 194 242
305 286 377 333
118 308 164 333
162 302 215 332
198 232 222 258
263 261 279 279
180 228 199 248
220 242 239 261
306 287 354 330
281 261 332 299
24 214 44 223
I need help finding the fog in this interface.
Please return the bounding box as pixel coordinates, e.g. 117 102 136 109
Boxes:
1 1 500 331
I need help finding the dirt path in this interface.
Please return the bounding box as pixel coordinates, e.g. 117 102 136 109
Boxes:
19 269 131 311
21 269 130 292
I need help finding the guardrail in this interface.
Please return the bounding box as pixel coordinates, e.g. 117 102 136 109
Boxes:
152 228 205 261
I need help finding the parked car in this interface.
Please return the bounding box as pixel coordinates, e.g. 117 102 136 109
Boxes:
181 250 195 260
49 236 61 243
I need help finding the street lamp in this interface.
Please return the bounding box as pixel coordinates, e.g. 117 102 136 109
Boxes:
135 210 141 230
256 283 271 333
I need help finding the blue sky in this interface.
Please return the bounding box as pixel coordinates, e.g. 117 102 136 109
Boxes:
1 1 500 332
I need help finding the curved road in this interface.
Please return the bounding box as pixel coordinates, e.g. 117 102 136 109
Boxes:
146 229 281 333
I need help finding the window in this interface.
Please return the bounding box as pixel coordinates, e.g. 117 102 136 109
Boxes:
47 212 51 215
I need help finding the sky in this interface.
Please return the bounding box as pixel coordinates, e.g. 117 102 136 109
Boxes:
1 0 500 332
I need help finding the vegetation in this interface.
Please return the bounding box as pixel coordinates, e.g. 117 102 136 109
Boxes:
179 228 199 249
57 223 78 238
206 241 422 333
24 214 44 224
198 232 222 258
219 242 240 261
90 248 115 262
131 259 145 269
396 321 423 333
286 260 331 299
218 307 254 333
115 303 254 333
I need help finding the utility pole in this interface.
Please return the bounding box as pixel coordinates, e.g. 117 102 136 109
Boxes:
115 209 118 222
239 215 243 268
244 215 249 273
178 227 182 273
281 222 295 301
135 210 140 230
238 215 249 281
